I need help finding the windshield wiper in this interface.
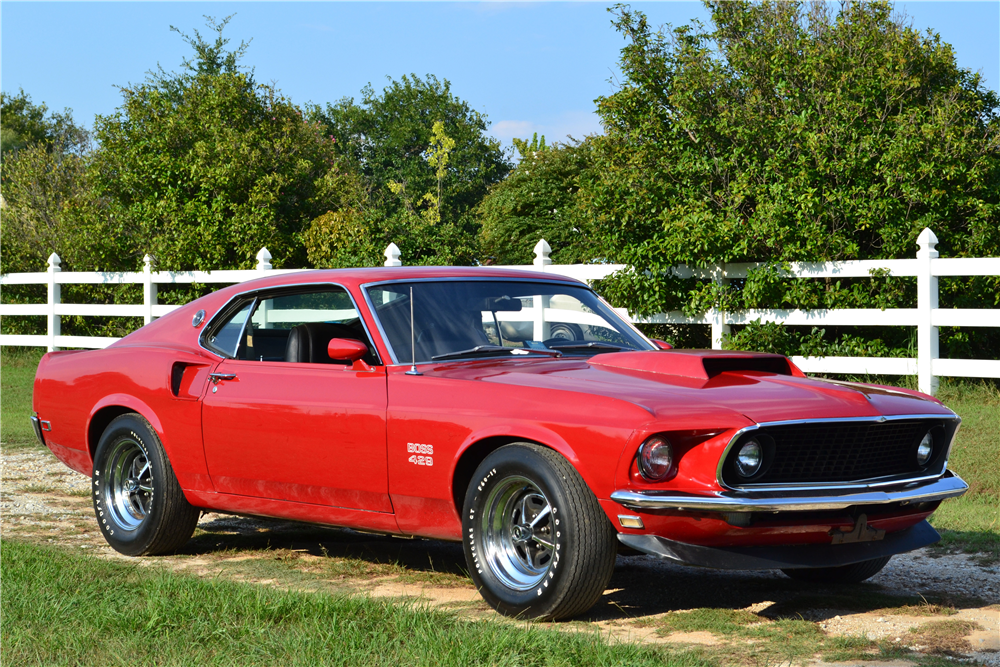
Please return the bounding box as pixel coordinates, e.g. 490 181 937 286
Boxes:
547 342 628 354
431 345 562 361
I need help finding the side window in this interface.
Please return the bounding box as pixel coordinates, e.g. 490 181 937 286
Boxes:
206 300 254 358
250 290 358 331
244 288 377 364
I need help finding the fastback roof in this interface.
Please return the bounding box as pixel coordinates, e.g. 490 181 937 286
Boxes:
218 265 585 295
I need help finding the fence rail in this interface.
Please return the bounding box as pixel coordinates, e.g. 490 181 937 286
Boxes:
2 230 998 395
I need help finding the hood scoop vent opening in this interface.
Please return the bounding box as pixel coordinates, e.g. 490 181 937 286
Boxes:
588 350 802 380
702 356 795 378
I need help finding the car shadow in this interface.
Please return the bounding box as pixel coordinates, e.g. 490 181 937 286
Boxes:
181 513 986 622
182 513 471 579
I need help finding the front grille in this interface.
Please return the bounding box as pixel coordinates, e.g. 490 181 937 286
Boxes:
721 418 954 488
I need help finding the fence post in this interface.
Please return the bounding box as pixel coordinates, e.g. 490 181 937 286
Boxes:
142 255 157 325
530 240 553 339
384 243 402 267
916 228 939 395
533 239 552 268
256 247 272 271
710 266 730 350
46 253 61 352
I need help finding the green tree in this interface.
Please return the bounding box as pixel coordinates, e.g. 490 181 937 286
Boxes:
309 75 511 265
0 102 136 340
477 136 598 265
588 1 1000 356
1 92 96 274
90 16 353 271
388 120 456 227
1 90 89 179
0 145 100 273
511 132 548 156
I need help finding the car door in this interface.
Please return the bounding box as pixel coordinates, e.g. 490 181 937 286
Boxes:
201 287 391 513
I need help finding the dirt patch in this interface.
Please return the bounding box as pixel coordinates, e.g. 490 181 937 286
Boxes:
659 631 722 646
4 447 999 666
907 619 985 655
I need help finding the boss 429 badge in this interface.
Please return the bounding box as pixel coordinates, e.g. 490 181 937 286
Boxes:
407 442 433 466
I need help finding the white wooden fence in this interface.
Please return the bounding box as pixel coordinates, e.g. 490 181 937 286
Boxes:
2 228 998 395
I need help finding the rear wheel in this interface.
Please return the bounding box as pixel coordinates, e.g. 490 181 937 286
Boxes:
781 556 891 584
92 413 199 556
463 443 617 620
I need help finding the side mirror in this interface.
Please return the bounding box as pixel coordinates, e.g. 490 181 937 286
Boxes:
653 339 673 350
328 338 368 362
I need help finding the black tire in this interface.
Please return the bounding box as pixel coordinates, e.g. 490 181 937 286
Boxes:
462 443 617 620
781 556 891 584
92 413 200 556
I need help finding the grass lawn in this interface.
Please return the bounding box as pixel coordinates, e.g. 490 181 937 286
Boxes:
0 539 705 667
1 347 44 450
929 382 1000 564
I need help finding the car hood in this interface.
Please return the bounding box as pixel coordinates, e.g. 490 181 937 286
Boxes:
423 350 949 426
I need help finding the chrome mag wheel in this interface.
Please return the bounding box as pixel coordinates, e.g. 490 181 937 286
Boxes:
463 443 618 620
102 438 154 532
93 413 200 556
481 475 555 591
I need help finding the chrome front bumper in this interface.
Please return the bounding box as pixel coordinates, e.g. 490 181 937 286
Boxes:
609 471 969 513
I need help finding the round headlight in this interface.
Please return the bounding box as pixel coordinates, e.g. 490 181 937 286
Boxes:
916 432 934 466
637 436 674 481
735 439 763 478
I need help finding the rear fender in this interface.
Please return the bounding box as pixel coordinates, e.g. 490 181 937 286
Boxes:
89 394 166 455
86 393 215 496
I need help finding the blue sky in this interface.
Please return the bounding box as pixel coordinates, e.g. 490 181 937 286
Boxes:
2 2 998 151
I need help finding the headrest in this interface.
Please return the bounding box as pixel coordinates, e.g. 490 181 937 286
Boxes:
284 322 360 364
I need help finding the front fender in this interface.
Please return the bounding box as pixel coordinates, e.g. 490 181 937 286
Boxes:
454 422 582 470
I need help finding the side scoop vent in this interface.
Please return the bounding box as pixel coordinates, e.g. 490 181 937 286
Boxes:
588 350 803 380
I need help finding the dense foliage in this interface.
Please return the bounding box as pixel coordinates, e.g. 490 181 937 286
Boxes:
3 5 998 362
477 135 599 265
0 110 142 338
90 18 351 271
587 1 1000 356
1 91 96 272
0 90 89 177
308 75 511 266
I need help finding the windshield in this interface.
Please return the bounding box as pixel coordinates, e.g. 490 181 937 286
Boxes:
365 280 653 364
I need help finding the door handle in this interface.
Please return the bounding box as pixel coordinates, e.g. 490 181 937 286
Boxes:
208 373 237 385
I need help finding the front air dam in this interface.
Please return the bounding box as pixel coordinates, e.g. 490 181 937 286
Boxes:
618 520 940 570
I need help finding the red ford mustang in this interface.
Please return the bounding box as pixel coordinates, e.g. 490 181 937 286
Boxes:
32 267 968 619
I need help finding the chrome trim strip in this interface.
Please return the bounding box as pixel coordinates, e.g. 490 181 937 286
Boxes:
359 275 584 289
360 282 401 365
358 276 655 366
198 282 383 365
610 471 969 513
596 293 658 349
714 413 961 492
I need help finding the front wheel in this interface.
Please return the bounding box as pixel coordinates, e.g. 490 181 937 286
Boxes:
463 443 617 620
92 413 200 556
781 556 891 584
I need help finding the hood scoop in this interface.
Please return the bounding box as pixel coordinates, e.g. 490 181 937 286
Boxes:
588 350 803 380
